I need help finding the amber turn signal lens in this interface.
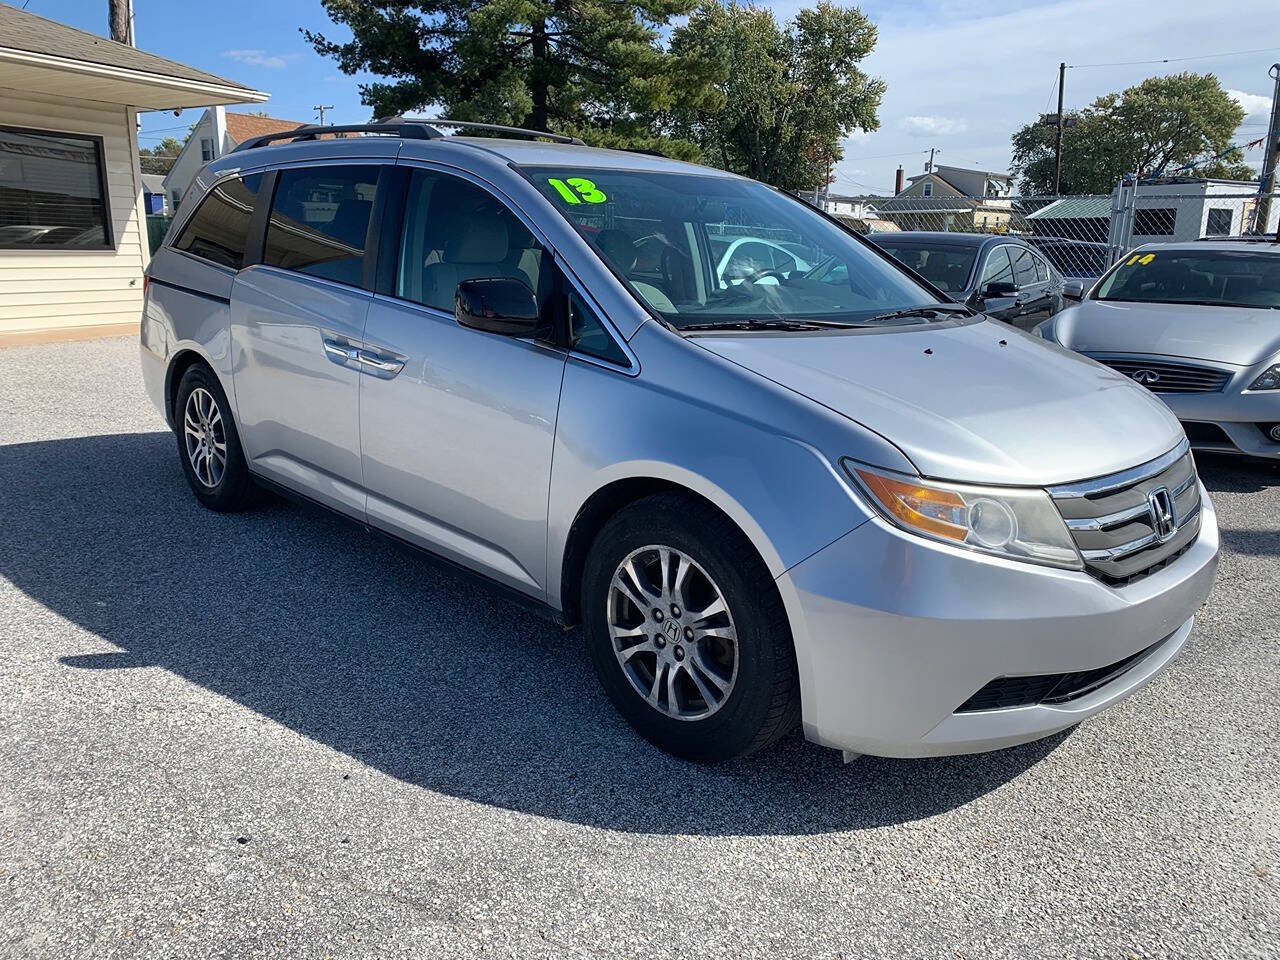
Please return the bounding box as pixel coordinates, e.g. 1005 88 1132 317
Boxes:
855 469 968 541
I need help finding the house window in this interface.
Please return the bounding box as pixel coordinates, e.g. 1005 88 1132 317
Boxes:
1134 208 1177 236
1205 207 1232 236
0 125 113 249
922 182 933 198
985 179 1004 198
200 138 214 163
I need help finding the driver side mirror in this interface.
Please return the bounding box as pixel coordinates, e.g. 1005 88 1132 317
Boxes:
455 278 549 338
981 280 1019 298
1062 278 1085 301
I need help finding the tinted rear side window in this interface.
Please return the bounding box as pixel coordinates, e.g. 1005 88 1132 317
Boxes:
173 174 261 269
1011 247 1037 286
264 166 379 286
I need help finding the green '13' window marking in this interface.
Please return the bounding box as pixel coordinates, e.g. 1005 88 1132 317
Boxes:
547 177 608 204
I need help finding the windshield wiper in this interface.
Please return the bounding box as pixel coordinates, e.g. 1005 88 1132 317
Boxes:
678 318 865 332
862 304 974 324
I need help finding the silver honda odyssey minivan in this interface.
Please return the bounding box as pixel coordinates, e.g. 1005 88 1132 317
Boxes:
140 121 1219 763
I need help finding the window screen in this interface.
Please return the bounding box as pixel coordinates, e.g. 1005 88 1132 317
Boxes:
1205 208 1232 236
264 166 379 286
396 169 546 312
1134 208 1176 236
0 126 112 249
173 174 261 269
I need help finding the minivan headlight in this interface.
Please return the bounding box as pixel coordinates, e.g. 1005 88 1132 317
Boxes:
1248 364 1280 391
843 461 1083 570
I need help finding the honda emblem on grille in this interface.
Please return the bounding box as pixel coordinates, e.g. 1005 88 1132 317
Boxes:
1147 486 1177 542
1131 369 1161 385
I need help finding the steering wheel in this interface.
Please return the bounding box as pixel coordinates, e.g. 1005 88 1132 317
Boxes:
738 267 789 286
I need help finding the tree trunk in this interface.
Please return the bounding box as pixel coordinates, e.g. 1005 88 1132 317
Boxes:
530 19 549 131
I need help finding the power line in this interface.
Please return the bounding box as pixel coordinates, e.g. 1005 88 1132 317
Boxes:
1069 45 1280 69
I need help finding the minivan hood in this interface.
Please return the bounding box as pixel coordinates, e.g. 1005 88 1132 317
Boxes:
693 318 1184 486
1052 299 1280 367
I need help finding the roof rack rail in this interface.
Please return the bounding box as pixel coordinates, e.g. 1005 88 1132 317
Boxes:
384 117 586 146
231 122 443 153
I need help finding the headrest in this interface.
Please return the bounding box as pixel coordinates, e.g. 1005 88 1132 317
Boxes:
444 214 509 263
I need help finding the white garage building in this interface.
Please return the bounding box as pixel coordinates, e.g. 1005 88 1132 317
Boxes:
0 5 265 344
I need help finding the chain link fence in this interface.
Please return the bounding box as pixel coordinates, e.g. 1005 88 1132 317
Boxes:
825 189 1280 280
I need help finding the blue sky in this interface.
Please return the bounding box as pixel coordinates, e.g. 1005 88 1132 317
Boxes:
18 0 1280 195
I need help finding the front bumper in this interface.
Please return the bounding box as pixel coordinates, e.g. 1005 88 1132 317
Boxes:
1157 390 1280 459
777 487 1219 757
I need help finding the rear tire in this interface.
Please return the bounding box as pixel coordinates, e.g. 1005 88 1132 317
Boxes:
173 364 258 512
581 492 800 762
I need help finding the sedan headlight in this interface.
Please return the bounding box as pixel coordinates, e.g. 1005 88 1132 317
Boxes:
1248 364 1280 391
843 461 1082 570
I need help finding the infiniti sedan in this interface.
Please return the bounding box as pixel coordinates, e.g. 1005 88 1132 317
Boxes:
1037 240 1280 459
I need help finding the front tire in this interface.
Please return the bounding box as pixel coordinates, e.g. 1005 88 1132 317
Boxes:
173 364 257 512
581 492 800 762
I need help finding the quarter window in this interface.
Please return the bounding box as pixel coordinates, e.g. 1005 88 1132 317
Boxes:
173 173 261 269
264 165 379 286
0 126 112 249
568 291 628 365
396 168 546 313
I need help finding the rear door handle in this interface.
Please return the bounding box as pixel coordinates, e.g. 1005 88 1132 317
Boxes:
355 349 404 377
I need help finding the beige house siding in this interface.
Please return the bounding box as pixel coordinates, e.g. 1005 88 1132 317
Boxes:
0 90 148 337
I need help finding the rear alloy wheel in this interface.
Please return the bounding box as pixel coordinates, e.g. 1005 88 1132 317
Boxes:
173 364 258 512
582 492 800 762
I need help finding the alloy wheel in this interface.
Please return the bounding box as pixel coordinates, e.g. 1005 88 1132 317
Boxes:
607 544 739 721
182 386 227 489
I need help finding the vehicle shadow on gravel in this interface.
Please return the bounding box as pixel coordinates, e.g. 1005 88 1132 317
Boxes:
1 432 1066 837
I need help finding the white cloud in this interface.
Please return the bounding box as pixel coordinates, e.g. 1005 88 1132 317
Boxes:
1228 89 1271 121
900 115 969 137
222 49 300 70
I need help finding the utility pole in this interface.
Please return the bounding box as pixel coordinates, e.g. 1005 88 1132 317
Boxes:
1253 63 1280 236
1053 61 1066 195
926 147 939 173
314 105 334 126
108 0 134 45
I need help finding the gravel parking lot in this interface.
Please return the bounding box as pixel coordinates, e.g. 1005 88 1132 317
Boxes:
1 336 1277 959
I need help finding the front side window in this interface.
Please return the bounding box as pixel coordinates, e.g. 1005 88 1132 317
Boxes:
1095 249 1280 309
0 126 111 249
173 174 261 269
264 165 379 286
524 166 941 328
980 248 1014 288
873 242 976 293
397 169 547 313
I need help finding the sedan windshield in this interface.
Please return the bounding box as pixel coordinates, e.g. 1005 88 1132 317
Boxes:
1095 249 1280 309
523 166 942 329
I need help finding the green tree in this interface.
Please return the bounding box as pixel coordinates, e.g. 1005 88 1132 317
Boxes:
138 135 185 176
304 0 716 157
667 1 884 191
1011 72 1253 195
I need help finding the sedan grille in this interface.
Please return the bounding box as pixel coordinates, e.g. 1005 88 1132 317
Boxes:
1087 355 1231 393
1049 441 1202 586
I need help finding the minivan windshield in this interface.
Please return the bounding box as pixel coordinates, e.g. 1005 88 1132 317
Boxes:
523 166 944 329
1094 249 1280 309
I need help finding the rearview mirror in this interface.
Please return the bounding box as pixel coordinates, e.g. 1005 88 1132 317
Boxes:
1062 278 1085 301
455 278 547 337
982 280 1018 298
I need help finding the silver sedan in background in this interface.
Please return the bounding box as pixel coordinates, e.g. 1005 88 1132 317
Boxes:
1037 239 1280 459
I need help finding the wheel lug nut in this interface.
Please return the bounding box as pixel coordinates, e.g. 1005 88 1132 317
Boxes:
653 609 664 622
670 604 681 618
684 626 694 640
655 636 666 649
674 646 685 661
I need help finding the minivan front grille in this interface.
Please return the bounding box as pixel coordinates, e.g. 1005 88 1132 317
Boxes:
1087 355 1231 393
1049 441 1202 586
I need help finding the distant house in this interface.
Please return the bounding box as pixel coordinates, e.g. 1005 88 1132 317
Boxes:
162 110 304 209
0 4 265 343
1114 178 1279 245
140 173 167 215
878 164 1015 233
